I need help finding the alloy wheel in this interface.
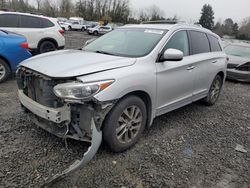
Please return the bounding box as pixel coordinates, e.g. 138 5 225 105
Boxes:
210 78 221 103
116 105 142 144
0 64 6 80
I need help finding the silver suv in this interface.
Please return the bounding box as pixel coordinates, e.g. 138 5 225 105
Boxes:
17 23 227 158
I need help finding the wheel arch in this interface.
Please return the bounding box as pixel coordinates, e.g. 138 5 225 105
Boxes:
109 90 153 128
0 55 11 70
217 71 225 80
38 38 58 49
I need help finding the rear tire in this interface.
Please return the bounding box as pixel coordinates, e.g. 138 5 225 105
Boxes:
103 96 147 153
81 27 86 32
39 41 56 54
0 59 11 83
93 31 98 36
68 26 72 31
202 75 223 106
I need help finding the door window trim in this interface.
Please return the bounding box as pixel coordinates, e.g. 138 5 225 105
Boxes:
157 29 190 62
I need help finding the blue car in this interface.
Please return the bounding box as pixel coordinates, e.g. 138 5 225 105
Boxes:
0 30 31 83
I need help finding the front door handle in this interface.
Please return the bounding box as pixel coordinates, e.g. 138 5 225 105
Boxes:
186 66 195 70
212 60 218 64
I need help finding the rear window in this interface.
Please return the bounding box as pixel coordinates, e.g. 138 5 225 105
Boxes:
207 35 222 52
189 31 210 54
0 30 8 35
0 14 19 27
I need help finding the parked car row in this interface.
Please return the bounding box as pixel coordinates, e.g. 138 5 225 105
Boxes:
57 16 113 35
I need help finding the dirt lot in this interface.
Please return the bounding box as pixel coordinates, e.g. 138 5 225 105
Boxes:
0 31 250 188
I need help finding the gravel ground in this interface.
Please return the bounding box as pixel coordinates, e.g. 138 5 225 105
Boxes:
0 31 250 188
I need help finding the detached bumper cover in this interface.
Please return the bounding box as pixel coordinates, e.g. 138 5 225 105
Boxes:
18 89 103 186
18 89 71 124
227 69 250 82
42 120 102 187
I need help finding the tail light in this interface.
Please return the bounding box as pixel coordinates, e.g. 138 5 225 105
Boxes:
20 42 29 49
59 29 65 35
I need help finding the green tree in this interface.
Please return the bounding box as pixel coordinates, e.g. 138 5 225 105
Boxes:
232 22 239 36
223 18 234 35
199 4 214 30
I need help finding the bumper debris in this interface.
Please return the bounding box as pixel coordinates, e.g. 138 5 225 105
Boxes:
42 119 102 187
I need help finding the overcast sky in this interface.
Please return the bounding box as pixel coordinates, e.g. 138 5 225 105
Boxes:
130 0 250 23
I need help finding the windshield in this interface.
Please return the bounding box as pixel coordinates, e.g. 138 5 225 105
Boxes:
224 45 250 58
83 28 166 57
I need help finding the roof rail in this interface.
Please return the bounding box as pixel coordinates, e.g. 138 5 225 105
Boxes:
141 20 179 24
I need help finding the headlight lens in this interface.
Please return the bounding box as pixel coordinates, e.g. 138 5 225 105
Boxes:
53 80 114 100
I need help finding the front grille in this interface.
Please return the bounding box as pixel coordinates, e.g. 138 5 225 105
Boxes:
236 62 250 71
227 63 238 69
17 67 64 108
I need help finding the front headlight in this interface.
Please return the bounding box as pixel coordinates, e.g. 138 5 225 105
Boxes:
53 80 114 100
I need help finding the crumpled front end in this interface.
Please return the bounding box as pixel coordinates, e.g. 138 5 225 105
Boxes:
16 66 115 185
17 67 114 141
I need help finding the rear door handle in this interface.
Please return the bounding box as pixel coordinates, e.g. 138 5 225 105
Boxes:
186 66 195 70
212 60 218 64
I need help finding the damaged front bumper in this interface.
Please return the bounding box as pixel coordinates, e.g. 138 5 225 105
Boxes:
18 89 113 185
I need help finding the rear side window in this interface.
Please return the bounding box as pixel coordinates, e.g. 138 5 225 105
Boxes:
0 14 19 27
41 18 54 28
207 35 222 52
19 15 54 28
189 31 210 54
163 30 189 56
20 15 41 28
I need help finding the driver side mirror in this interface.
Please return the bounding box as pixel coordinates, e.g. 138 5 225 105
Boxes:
162 48 184 61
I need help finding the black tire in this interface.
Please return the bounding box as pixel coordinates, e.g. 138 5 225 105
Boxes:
68 26 72 31
203 75 223 106
39 41 56 54
81 27 86 32
103 96 147 152
0 59 11 83
93 31 98 36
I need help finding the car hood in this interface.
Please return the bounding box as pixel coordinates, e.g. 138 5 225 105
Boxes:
20 50 136 78
228 55 250 66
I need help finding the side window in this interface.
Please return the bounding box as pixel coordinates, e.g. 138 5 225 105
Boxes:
0 14 19 27
164 30 189 56
20 15 41 28
189 31 210 54
207 35 222 52
41 18 54 28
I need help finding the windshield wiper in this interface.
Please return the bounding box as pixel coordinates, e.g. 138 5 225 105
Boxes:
95 50 114 56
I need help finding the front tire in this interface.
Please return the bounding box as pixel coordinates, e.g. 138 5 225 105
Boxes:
39 41 56 54
93 31 98 36
0 59 10 83
203 75 223 106
103 96 147 152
